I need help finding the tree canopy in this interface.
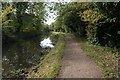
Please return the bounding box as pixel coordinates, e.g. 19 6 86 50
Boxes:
52 2 120 48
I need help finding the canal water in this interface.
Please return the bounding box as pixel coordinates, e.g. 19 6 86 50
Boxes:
2 36 50 78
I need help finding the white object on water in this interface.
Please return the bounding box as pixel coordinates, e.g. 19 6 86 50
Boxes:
40 38 54 48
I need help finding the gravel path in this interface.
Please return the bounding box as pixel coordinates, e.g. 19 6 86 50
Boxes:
57 34 103 78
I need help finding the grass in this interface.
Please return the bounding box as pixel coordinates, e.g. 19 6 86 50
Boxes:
27 32 65 78
77 38 119 78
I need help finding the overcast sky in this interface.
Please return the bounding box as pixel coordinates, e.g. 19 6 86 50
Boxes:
44 13 57 25
44 3 58 25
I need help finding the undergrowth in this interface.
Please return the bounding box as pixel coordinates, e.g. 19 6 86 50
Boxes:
78 38 119 78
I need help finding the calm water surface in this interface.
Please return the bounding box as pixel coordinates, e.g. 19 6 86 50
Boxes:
2 36 49 78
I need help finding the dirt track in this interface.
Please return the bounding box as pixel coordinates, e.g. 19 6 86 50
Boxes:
57 34 103 78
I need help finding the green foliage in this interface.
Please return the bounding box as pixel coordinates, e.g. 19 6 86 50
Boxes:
1 4 13 27
55 2 120 48
2 2 46 44
54 2 87 36
51 19 66 32
95 2 120 48
81 2 120 48
80 8 106 44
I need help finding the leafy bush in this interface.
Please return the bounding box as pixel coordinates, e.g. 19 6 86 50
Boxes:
80 9 106 45
80 6 120 48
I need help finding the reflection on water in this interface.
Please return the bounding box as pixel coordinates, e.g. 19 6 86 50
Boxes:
2 36 49 78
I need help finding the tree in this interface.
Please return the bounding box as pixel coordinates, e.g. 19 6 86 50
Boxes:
2 2 46 43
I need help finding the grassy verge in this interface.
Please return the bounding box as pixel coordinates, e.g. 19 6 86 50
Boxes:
27 32 65 78
77 37 119 78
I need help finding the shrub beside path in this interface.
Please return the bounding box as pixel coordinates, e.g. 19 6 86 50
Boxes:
57 34 103 78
